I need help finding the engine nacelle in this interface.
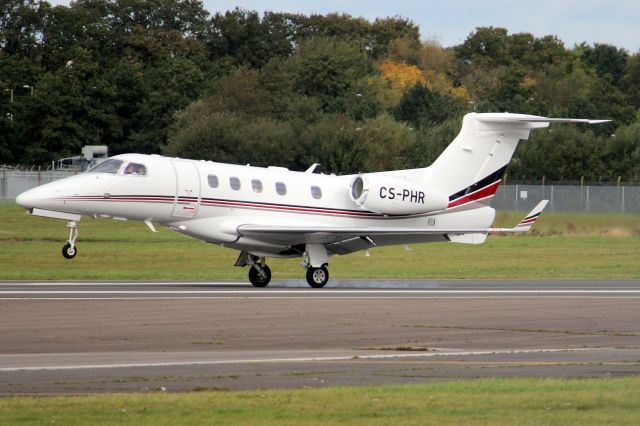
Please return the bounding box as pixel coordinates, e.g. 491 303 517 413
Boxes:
349 174 449 215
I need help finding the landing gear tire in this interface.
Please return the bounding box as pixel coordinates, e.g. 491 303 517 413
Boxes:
62 242 77 259
306 266 329 288
249 264 271 287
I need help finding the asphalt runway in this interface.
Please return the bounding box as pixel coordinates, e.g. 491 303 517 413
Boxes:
1 279 639 394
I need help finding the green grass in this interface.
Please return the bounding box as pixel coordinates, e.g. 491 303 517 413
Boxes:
2 377 640 425
1 203 639 280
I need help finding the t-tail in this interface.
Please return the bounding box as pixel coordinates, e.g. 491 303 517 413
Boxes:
420 113 609 212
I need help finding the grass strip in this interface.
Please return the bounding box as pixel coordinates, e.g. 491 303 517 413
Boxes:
2 204 639 280
2 377 640 425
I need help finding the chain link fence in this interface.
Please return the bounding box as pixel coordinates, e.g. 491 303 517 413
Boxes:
1 168 79 200
493 182 640 213
2 168 640 213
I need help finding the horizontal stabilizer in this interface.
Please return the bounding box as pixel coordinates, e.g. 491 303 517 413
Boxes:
476 113 610 125
489 200 549 233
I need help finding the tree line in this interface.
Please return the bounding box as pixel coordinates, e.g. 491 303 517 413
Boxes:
1 1 639 180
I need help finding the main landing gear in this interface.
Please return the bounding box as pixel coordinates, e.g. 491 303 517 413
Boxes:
62 220 78 259
302 244 329 288
236 245 331 288
306 265 329 288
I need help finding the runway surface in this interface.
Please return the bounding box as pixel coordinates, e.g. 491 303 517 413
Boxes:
1 279 639 393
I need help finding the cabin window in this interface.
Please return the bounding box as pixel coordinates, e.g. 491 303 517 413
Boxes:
208 175 219 188
87 159 123 175
230 177 241 190
123 162 147 176
252 179 263 193
311 185 322 199
275 182 287 195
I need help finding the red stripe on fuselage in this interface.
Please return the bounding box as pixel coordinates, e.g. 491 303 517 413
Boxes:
61 195 383 218
199 198 379 217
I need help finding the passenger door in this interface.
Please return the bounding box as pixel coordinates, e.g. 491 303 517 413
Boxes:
171 160 200 218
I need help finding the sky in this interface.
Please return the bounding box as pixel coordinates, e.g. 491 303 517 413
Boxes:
48 0 640 53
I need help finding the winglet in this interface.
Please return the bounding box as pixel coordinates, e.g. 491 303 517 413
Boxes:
490 200 549 233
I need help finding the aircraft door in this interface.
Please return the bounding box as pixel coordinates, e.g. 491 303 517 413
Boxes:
171 160 201 218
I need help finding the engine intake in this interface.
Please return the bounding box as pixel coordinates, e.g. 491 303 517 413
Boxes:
350 174 449 215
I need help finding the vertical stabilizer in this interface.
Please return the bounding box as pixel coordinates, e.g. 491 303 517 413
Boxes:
421 113 607 211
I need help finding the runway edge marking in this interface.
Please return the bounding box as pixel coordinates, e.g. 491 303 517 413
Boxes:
0 348 602 372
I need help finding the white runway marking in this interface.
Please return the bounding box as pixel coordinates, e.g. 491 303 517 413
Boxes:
0 348 600 372
2 290 640 294
3 297 640 300
0 282 248 286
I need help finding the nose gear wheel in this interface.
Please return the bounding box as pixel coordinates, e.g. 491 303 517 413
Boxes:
249 264 271 287
62 220 78 259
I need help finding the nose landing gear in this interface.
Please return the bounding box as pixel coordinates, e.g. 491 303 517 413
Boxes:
236 252 272 287
62 221 78 259
249 264 272 287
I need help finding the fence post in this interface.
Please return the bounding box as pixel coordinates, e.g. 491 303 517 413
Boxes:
580 176 584 206
586 185 590 212
515 184 519 211
621 186 625 212
503 174 507 204
1 168 5 200
617 176 621 209
541 175 545 200
550 185 554 210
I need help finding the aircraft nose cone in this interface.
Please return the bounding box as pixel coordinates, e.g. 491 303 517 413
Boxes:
15 189 34 208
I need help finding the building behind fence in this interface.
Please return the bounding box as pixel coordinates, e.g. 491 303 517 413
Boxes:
2 168 639 213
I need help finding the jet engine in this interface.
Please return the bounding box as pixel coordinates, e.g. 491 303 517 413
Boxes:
349 174 449 215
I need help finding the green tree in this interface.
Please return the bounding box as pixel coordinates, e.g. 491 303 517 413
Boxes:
296 114 365 173
456 27 511 67
356 113 415 171
566 78 635 135
606 121 640 180
0 0 43 57
510 126 607 180
407 118 461 168
291 14 419 59
291 37 369 113
394 83 465 128
126 56 204 153
580 43 628 87
166 111 296 167
206 8 293 68
18 47 121 163
621 53 640 108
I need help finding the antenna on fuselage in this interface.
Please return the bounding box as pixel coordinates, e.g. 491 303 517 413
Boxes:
305 163 319 174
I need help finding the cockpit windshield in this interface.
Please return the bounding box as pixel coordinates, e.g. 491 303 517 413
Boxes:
123 162 147 176
87 159 124 174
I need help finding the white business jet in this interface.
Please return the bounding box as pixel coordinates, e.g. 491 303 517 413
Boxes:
16 113 607 287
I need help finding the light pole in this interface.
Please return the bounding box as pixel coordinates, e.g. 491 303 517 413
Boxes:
3 89 13 122
22 85 34 96
3 88 13 103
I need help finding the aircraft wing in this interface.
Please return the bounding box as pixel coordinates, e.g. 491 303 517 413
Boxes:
237 201 549 251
